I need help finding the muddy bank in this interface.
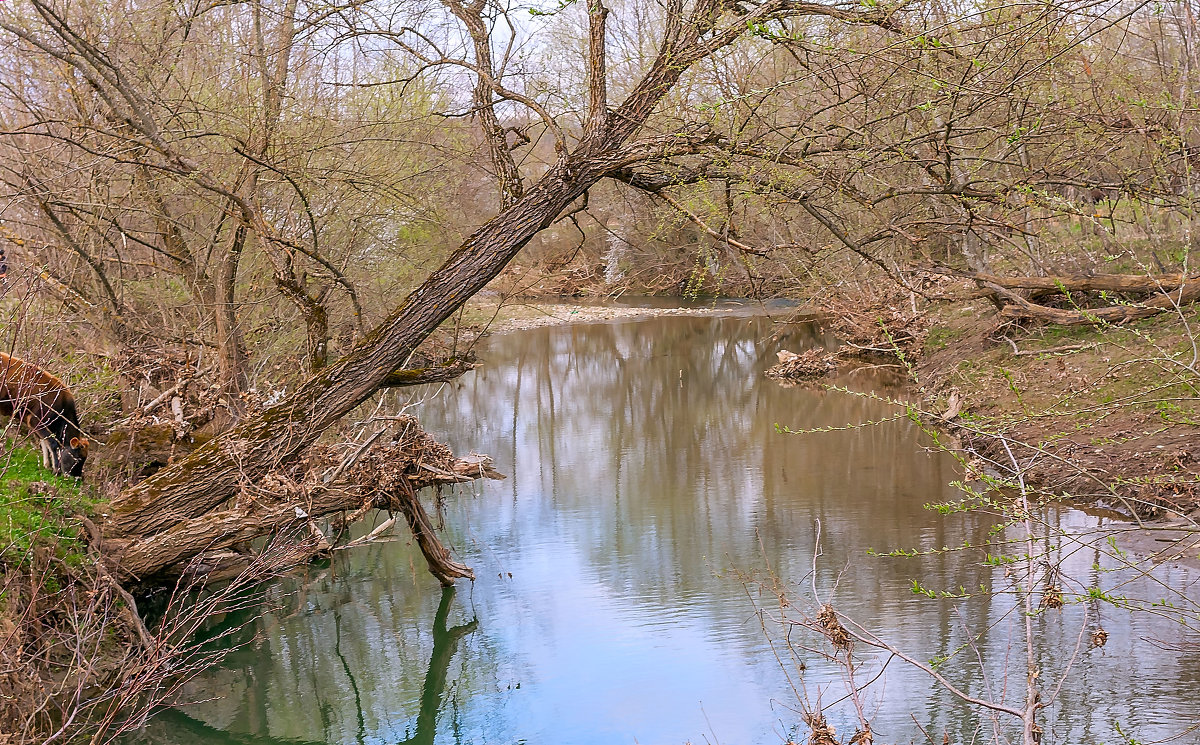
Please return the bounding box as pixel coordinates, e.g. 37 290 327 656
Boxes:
759 283 1199 569
1110 520 1200 568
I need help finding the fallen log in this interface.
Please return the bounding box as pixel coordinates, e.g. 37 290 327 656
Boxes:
925 266 1199 294
988 280 1200 325
924 266 1200 326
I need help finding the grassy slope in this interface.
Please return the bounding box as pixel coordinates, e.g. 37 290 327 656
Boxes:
917 301 1200 517
0 442 98 568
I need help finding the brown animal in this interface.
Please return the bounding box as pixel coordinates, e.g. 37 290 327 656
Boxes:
0 352 88 477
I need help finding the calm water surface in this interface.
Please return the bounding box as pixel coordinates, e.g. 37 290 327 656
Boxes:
143 313 1200 745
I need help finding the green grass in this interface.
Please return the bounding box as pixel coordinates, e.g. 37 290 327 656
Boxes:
1156 400 1200 426
924 325 962 352
0 443 99 568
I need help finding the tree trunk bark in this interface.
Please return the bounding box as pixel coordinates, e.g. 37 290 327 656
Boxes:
214 223 250 412
107 449 500 577
97 0 798 556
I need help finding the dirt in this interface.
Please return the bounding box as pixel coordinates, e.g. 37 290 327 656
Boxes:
1110 520 1200 569
757 280 1200 567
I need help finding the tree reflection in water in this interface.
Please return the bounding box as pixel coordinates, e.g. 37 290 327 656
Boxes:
134 315 1200 744
402 587 478 745
127 587 476 745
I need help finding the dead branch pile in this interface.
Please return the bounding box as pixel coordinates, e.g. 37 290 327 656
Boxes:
290 414 500 499
768 273 956 380
114 346 226 435
818 282 932 360
99 338 480 486
765 348 839 380
106 415 502 582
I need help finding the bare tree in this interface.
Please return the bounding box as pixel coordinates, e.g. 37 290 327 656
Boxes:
0 0 899 575
3 0 1193 580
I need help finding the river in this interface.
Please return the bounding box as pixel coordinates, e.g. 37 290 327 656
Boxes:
136 311 1200 745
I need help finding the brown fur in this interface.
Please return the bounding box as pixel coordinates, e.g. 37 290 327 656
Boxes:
0 352 88 477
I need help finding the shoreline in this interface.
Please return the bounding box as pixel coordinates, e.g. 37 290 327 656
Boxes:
466 297 797 334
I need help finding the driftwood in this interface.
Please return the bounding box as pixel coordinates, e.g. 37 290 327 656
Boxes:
931 267 1197 293
926 266 1200 326
394 479 475 586
765 348 839 380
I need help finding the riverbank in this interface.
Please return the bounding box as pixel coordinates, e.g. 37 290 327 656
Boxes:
915 300 1200 520
6 293 1197 742
459 295 794 333
747 281 1200 566
0 446 140 739
468 292 1199 526
133 307 1200 745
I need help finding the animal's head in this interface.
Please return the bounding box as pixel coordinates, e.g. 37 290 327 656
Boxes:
58 436 88 478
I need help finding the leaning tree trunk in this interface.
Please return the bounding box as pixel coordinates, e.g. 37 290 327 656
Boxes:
103 160 600 541
94 0 856 576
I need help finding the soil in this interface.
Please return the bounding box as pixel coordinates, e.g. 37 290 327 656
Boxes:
724 281 1200 567
1109 520 1200 569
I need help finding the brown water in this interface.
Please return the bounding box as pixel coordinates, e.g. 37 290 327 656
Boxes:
139 313 1200 745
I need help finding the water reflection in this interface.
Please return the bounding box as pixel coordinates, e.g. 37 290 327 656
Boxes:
139 315 1200 745
401 588 478 745
135 586 475 745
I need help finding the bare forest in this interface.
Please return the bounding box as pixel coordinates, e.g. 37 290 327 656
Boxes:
0 0 1198 741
